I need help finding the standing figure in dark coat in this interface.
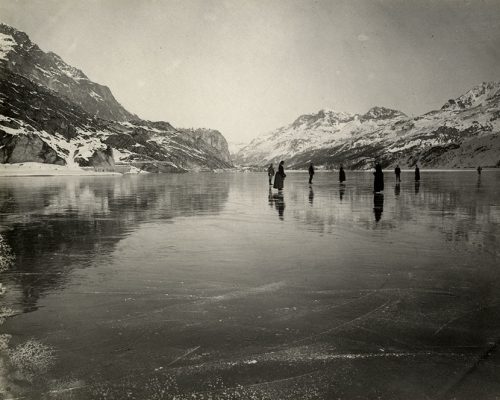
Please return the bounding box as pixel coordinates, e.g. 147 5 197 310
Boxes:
273 161 286 190
395 165 401 183
339 164 346 183
477 166 482 175
308 163 315 184
373 163 384 193
267 164 275 185
415 165 420 182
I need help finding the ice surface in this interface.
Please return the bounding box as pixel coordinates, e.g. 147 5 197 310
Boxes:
1 171 500 399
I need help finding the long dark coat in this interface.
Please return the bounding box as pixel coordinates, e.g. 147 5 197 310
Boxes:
308 164 315 176
415 167 420 181
373 165 384 193
339 167 346 182
273 165 286 190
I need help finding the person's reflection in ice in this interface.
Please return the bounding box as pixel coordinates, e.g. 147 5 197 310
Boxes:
415 181 420 194
273 192 285 220
268 187 275 209
394 183 400 196
339 183 345 201
309 186 314 205
373 193 384 222
477 175 482 191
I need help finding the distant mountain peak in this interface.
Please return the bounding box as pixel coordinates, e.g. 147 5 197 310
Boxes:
441 80 500 111
291 109 354 129
361 106 407 121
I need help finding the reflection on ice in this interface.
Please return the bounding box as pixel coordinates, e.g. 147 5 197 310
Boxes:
0 171 499 399
373 193 384 222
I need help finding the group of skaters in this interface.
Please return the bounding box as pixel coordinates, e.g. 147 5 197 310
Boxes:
266 161 484 223
267 161 424 193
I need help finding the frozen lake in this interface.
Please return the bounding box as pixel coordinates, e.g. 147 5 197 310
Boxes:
1 170 500 399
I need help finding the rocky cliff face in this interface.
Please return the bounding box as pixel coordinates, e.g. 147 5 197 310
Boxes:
235 88 500 169
0 23 233 171
181 128 232 163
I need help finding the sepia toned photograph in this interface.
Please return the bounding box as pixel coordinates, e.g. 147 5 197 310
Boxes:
1 0 500 398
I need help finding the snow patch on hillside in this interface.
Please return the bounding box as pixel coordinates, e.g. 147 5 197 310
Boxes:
0 33 15 60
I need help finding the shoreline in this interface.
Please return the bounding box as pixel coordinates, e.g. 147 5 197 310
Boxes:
0 162 496 177
0 162 122 177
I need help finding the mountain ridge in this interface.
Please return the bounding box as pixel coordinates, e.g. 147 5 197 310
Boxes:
0 23 233 171
234 82 500 169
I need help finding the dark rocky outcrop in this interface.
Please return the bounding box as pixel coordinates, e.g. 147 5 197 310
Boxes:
75 146 115 169
0 134 65 165
181 128 232 164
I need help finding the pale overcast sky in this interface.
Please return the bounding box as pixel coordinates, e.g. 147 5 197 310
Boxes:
1 0 500 143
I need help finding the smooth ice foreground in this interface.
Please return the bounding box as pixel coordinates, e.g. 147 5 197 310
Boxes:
0 171 500 399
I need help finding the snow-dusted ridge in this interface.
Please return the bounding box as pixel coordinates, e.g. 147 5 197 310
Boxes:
0 23 233 172
235 88 500 169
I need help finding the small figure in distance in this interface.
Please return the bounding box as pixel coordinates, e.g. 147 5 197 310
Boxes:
415 165 420 182
373 162 384 193
273 160 286 190
308 162 315 184
267 163 275 185
339 164 346 183
395 164 401 183
477 165 482 175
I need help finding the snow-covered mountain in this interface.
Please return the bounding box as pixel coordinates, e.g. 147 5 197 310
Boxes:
235 85 500 169
0 23 232 171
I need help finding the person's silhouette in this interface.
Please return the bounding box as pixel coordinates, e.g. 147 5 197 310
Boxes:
267 164 275 185
339 165 346 183
273 161 286 190
395 165 401 183
373 163 384 193
308 163 315 184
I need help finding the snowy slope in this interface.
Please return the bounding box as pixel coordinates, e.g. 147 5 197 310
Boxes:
0 23 233 171
234 85 500 169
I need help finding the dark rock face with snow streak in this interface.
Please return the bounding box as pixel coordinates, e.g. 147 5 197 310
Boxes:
181 128 232 164
235 87 500 169
0 23 233 171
